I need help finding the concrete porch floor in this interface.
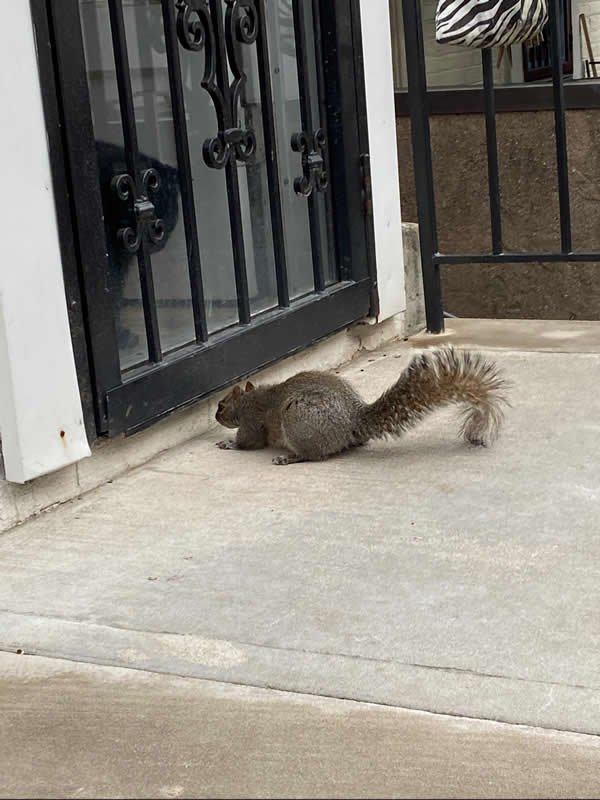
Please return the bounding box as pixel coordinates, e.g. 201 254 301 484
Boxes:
1 319 600 798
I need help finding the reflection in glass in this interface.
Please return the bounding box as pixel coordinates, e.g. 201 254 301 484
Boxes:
80 0 341 369
179 1 281 329
81 0 196 368
266 0 318 298
234 25 279 316
125 1 196 354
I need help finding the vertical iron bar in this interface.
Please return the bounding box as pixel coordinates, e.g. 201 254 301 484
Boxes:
312 0 337 284
161 0 208 342
549 0 572 253
292 0 326 292
210 0 251 324
401 0 444 332
482 49 503 254
108 0 163 361
255 0 289 308
81 0 111 142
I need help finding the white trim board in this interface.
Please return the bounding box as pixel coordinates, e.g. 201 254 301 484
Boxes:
359 0 406 321
0 3 90 483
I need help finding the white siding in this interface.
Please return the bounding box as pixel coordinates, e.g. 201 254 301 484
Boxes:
573 0 600 78
389 0 514 88
0 4 90 482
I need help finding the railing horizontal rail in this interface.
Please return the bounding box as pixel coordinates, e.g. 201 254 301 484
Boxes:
435 253 600 265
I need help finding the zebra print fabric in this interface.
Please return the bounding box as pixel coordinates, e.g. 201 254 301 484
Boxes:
435 0 548 48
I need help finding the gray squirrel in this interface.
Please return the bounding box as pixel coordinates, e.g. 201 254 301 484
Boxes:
215 347 507 465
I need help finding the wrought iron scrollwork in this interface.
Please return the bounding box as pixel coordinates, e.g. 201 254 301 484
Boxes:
212 0 257 167
203 126 255 169
111 169 165 253
227 0 258 45
175 0 213 52
291 128 328 197
175 0 257 170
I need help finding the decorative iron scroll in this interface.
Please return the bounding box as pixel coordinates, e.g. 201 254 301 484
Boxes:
291 128 328 197
175 0 213 51
175 0 257 169
111 169 165 253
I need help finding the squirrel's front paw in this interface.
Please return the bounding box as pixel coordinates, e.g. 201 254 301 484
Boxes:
216 440 237 450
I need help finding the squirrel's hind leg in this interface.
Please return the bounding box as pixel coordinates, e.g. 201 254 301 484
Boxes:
278 402 347 463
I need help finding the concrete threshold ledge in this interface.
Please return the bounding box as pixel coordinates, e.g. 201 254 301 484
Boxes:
410 318 600 353
2 611 599 737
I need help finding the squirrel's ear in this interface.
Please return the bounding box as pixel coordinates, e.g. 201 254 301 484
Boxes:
245 380 255 392
232 385 242 399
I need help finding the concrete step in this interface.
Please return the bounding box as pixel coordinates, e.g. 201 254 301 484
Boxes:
2 652 599 799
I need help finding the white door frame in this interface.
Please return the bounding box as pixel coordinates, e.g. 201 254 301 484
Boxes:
0 3 90 483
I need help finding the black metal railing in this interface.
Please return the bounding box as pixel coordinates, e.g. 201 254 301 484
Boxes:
401 0 600 334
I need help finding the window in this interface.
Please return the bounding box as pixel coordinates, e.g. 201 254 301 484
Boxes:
523 0 573 81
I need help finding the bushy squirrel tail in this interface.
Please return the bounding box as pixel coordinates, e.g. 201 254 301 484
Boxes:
357 348 508 446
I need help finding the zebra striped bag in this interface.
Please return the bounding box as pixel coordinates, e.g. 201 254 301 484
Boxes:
435 0 548 48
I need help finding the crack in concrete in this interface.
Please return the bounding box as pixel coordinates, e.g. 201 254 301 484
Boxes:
0 608 598 694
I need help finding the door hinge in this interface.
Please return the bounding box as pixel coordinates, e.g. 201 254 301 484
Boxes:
360 153 373 217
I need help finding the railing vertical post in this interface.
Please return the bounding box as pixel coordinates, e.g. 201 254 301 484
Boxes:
482 48 503 254
549 0 572 253
401 0 444 333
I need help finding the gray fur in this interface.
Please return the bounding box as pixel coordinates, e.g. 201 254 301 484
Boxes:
215 348 508 464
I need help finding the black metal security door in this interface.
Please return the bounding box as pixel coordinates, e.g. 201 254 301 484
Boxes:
37 0 373 436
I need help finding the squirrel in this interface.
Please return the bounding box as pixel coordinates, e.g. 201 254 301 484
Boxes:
215 347 507 465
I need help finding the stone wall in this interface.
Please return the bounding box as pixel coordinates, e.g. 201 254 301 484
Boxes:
397 110 600 320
